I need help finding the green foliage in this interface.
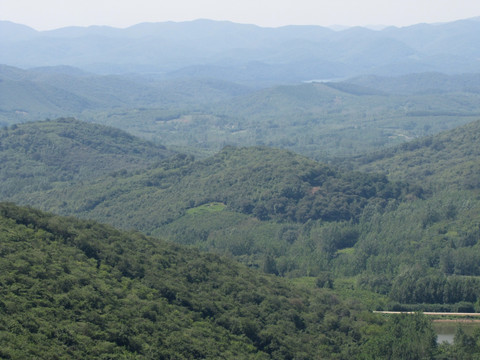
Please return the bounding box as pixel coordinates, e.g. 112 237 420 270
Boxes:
361 313 437 359
0 118 172 198
92 81 480 161
185 202 226 215
0 202 380 359
390 267 480 305
2 115 480 320
349 119 480 190
8 145 415 233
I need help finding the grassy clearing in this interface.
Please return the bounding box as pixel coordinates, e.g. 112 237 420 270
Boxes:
186 202 226 215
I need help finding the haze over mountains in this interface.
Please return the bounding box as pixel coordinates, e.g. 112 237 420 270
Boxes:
3 14 480 358
2 17 480 84
3 63 480 161
3 17 480 161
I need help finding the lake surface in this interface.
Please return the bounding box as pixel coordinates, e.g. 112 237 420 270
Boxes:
433 321 480 344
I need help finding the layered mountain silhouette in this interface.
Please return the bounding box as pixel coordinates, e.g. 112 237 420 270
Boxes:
2 18 480 84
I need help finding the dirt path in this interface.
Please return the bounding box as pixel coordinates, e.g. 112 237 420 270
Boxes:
374 311 480 318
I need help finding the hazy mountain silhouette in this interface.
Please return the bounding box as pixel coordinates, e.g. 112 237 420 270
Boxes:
2 18 480 84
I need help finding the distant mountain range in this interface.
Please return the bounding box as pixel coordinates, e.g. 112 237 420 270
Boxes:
2 18 480 84
0 64 250 118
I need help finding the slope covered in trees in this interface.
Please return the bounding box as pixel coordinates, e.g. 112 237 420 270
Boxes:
0 120 421 279
0 118 173 197
4 65 480 161
0 202 402 359
346 119 480 190
3 118 480 314
327 119 480 310
5 202 480 358
6 144 417 232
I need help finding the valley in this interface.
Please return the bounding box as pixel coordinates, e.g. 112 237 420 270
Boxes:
2 16 480 358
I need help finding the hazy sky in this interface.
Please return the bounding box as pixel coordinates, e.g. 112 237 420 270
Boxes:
1 0 480 30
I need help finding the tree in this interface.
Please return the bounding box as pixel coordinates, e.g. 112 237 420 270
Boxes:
362 313 437 359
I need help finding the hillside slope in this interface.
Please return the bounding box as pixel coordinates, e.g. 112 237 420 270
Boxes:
0 120 422 276
347 119 480 189
321 118 480 310
0 118 173 197
9 145 418 234
0 202 381 359
3 118 480 313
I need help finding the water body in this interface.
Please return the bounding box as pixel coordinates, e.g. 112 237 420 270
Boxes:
373 312 480 344
433 321 480 344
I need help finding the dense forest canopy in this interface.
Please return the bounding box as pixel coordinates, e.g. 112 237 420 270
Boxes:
2 17 480 358
345 118 480 190
2 118 480 315
0 202 428 359
0 123 419 231
0 118 172 197
3 65 480 161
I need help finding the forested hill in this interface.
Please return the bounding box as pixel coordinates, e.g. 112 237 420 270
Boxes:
0 118 173 197
4 66 480 161
0 64 251 118
346 118 480 189
337 72 480 95
9 145 419 234
0 202 381 359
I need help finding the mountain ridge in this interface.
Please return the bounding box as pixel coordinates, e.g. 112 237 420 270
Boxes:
2 18 480 81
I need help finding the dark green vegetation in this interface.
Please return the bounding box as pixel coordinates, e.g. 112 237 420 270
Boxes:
0 118 172 198
3 16 480 359
345 119 480 190
4 202 479 359
4 65 480 160
11 144 416 225
3 118 480 316
1 122 418 269
0 201 418 359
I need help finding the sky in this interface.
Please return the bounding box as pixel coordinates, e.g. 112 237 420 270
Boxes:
1 0 480 31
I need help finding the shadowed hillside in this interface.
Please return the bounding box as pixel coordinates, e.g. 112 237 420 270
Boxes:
0 202 390 359
0 118 173 197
